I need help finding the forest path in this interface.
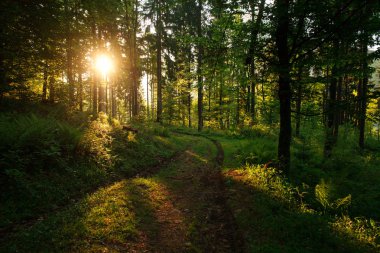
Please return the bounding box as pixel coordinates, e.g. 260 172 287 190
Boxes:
0 133 244 253
124 133 244 252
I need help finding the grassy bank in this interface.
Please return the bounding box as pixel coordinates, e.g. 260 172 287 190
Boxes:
0 132 218 252
204 124 380 253
0 111 186 233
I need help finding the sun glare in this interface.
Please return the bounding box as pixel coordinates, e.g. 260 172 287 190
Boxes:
95 54 113 76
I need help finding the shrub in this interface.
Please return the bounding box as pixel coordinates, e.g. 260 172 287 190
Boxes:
77 112 113 169
0 113 81 176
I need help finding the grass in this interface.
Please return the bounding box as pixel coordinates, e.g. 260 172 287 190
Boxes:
0 112 189 232
202 123 380 253
2 103 380 252
225 166 379 253
0 133 216 252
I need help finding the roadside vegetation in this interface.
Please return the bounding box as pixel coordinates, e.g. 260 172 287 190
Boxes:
0 103 186 240
211 124 380 253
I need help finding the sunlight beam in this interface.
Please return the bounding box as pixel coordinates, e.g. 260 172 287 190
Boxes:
95 54 113 77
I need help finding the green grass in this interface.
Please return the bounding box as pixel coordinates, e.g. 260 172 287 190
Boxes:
0 133 214 252
225 165 379 253
0 113 189 231
1 179 151 252
2 108 380 252
202 123 380 253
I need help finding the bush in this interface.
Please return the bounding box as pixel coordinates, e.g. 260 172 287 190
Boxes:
0 113 81 177
234 138 277 165
0 113 87 226
77 112 113 169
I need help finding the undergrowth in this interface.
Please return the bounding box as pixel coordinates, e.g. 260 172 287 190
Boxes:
0 112 182 230
217 123 380 252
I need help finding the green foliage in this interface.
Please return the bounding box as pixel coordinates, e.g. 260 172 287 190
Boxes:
244 165 296 207
78 112 113 169
0 111 188 230
234 137 276 165
332 216 380 250
315 179 351 213
0 113 81 175
226 164 379 252
152 125 171 137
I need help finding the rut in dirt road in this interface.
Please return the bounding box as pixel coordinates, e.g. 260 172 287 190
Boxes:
150 135 245 253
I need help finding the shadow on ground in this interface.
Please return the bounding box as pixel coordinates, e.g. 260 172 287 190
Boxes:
224 169 378 253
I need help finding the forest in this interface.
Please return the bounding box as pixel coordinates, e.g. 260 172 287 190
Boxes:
1 0 380 252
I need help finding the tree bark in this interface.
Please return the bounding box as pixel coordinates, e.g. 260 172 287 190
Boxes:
295 67 302 137
132 0 139 117
359 35 368 149
65 0 75 107
42 61 48 102
156 0 163 123
147 71 150 119
324 41 339 158
275 0 291 175
188 47 192 128
98 76 106 113
0 28 5 104
78 72 83 111
91 21 98 115
197 0 204 131
111 83 116 118
246 0 265 123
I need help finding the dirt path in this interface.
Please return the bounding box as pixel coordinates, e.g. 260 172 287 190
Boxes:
131 134 245 253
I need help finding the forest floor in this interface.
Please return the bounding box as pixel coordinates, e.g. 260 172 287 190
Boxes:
1 125 379 253
0 133 245 253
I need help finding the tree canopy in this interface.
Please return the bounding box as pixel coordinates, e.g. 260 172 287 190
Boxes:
1 0 380 172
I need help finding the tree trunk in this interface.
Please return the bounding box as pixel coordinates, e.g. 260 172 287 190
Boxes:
106 80 109 114
49 75 55 103
78 72 83 111
98 76 106 113
0 31 5 104
236 85 240 127
93 75 98 115
295 68 302 137
336 76 343 126
324 41 339 158
111 83 117 118
219 74 223 129
359 35 368 149
156 0 163 123
65 0 75 107
132 1 139 117
250 63 256 123
188 47 192 128
197 0 204 131
42 61 48 102
147 71 150 119
188 81 192 128
91 21 98 115
246 0 265 123
275 0 291 175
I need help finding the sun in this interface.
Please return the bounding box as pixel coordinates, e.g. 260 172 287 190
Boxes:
95 54 113 76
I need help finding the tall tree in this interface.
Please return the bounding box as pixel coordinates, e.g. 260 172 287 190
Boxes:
156 0 163 123
245 0 265 123
197 0 204 131
274 0 291 174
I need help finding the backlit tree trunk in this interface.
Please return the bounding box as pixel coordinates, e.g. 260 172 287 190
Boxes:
275 0 291 175
197 0 203 131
